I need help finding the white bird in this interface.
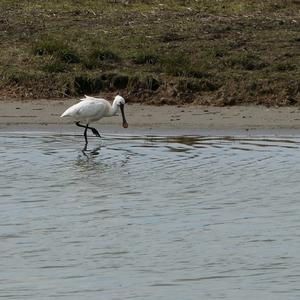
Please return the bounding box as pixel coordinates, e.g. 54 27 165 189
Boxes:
61 95 128 149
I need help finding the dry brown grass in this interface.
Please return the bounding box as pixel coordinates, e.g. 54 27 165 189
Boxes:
0 0 299 105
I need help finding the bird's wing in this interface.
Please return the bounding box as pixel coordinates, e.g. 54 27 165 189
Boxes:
61 99 107 119
76 99 107 118
80 95 106 101
80 95 94 101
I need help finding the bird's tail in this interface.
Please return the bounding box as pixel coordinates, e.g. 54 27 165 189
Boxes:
60 109 71 118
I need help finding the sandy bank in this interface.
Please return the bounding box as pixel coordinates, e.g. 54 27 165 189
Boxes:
1 99 300 135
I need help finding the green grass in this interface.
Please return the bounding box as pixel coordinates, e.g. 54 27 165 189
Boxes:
0 0 299 105
224 52 268 70
133 52 159 65
84 49 121 69
33 38 80 63
42 61 69 73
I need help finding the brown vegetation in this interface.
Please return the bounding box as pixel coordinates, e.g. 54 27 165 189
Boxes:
0 0 299 105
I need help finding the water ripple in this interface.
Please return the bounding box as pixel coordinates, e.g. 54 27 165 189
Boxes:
0 132 300 299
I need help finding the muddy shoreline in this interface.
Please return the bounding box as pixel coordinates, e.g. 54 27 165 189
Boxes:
1 99 300 136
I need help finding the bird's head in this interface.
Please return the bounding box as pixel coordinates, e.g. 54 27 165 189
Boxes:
114 95 128 128
115 95 126 106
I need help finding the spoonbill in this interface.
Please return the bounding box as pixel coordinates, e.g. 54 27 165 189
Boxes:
61 95 128 149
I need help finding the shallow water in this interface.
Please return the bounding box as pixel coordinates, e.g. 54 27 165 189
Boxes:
1 131 300 300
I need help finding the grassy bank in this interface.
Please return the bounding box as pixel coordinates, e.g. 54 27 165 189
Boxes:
0 0 299 105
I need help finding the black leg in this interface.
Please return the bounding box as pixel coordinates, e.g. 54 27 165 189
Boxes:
83 125 88 150
76 122 101 138
76 121 85 129
90 127 101 137
76 122 89 150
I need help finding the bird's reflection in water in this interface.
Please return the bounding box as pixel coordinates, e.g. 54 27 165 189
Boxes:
81 145 102 157
75 144 130 173
75 145 107 172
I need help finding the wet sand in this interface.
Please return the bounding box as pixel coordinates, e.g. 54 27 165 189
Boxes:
1 99 300 135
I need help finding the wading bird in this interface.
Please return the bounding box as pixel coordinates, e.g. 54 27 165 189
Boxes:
61 95 128 149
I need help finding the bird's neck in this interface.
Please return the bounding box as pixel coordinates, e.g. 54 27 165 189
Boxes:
108 101 119 116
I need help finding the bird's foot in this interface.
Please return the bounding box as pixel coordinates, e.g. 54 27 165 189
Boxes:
83 143 88 152
91 128 101 138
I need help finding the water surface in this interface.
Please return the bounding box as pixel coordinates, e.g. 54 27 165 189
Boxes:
1 132 300 299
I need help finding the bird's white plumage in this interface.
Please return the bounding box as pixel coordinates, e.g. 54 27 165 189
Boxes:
61 95 127 148
61 99 107 123
60 95 124 123
80 95 102 101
